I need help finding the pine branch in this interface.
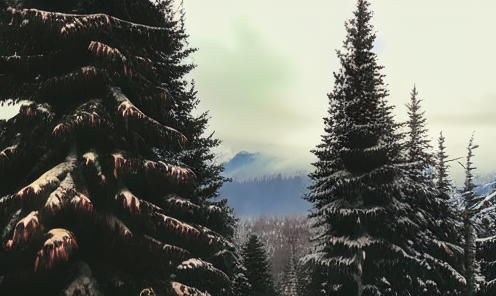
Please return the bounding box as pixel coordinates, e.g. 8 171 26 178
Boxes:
112 153 195 185
111 86 187 147
2 7 173 47
171 282 210 296
5 211 41 250
52 100 113 139
15 157 74 200
34 228 78 272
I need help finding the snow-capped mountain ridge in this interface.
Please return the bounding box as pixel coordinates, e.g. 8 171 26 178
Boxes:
220 152 311 216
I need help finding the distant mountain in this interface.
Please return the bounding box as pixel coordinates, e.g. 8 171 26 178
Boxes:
219 152 312 216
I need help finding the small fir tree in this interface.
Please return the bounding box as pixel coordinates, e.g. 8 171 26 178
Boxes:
403 89 465 295
404 84 433 182
435 131 452 199
241 234 276 296
462 133 482 296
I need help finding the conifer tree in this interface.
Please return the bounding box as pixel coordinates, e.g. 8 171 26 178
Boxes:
435 131 452 199
241 234 276 296
0 1 235 295
304 1 464 294
403 89 465 295
462 133 482 296
404 84 433 182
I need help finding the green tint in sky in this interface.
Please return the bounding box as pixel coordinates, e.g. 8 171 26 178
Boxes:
183 0 496 183
1 0 495 183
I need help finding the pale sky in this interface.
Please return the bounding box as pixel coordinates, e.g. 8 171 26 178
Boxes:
181 0 496 184
1 0 495 184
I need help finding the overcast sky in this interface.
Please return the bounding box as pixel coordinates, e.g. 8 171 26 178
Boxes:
180 0 496 184
1 0 495 184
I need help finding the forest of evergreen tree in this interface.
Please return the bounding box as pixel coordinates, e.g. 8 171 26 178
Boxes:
0 0 495 295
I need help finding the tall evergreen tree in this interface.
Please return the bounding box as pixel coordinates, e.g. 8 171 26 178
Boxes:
404 84 432 182
304 1 464 295
241 234 276 296
462 133 482 296
0 1 235 295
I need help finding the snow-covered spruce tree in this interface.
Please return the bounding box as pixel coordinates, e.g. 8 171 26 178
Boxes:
241 234 277 296
404 84 433 182
0 1 235 295
461 134 483 296
304 1 464 295
402 88 465 295
280 245 300 296
477 205 496 296
435 131 452 199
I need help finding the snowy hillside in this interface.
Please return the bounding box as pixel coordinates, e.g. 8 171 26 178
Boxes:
220 152 311 216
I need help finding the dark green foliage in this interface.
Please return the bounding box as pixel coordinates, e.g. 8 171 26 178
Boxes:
304 1 465 295
241 234 276 296
403 88 465 295
0 1 235 295
435 131 452 199
404 84 433 182
462 134 482 296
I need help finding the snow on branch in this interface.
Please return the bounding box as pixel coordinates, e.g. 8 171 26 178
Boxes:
52 99 113 138
15 157 75 200
70 191 94 214
89 42 153 79
177 258 230 283
34 228 78 272
162 195 224 222
112 153 195 185
0 145 17 162
82 151 106 184
143 235 190 262
5 211 41 249
470 191 496 213
152 212 202 241
328 234 378 249
115 187 141 215
2 7 171 45
110 86 187 146
171 282 210 296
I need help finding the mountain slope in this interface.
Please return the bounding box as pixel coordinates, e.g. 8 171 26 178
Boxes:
220 152 311 216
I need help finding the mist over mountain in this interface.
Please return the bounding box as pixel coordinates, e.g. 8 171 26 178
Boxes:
219 152 311 216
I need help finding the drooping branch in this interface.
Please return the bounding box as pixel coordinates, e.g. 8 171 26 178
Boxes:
0 51 63 78
34 228 78 272
112 153 195 185
115 187 141 216
111 86 187 147
142 235 190 263
0 66 108 102
5 211 41 249
2 7 172 47
176 258 230 287
171 282 209 296
161 195 227 230
89 42 154 79
52 99 113 139
15 157 74 201
70 190 94 214
97 213 133 240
